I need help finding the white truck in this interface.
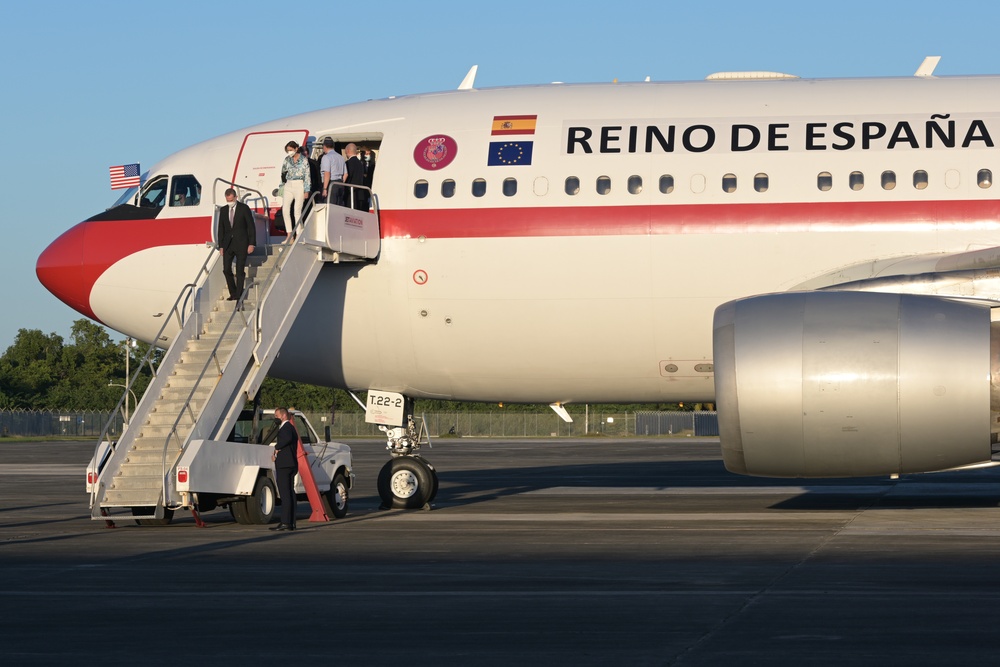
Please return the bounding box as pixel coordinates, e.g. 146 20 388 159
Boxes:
87 409 353 526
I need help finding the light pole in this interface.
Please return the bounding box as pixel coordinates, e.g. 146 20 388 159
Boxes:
113 337 138 427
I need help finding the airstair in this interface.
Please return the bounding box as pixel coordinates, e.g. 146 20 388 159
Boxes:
89 184 379 522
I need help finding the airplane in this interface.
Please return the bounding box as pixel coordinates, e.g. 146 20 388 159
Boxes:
36 58 1000 513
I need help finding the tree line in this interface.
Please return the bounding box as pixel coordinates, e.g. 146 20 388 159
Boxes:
0 320 696 414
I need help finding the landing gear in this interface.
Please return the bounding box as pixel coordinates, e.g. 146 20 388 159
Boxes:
377 456 437 509
373 406 439 510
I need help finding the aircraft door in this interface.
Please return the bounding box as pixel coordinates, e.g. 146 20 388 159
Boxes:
231 130 310 205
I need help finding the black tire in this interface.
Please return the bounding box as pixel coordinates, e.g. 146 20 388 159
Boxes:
243 476 277 524
326 471 349 519
230 498 251 524
133 505 174 526
415 457 439 503
377 457 434 509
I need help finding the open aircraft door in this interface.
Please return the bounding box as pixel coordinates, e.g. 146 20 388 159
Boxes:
227 130 310 206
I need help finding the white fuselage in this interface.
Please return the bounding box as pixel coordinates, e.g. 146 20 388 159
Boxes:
47 75 1000 403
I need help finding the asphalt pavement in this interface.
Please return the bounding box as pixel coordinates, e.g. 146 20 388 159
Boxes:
2 437 1000 666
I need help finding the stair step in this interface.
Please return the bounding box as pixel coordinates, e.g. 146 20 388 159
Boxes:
116 462 171 478
125 448 183 464
102 488 163 506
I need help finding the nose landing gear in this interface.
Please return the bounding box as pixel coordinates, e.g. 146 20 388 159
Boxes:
371 399 438 510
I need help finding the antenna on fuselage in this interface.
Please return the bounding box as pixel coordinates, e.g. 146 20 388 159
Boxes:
914 56 941 77
458 65 478 90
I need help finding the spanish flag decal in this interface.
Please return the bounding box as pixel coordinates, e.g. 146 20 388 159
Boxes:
491 115 537 136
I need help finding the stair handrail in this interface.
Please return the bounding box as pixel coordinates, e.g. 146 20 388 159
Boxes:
89 242 220 510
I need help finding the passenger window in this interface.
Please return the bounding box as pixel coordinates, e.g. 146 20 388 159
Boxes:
659 175 674 194
565 176 580 195
978 169 993 188
414 180 428 199
881 171 896 190
503 178 517 197
722 173 737 193
754 173 768 193
138 176 168 209
849 171 864 191
817 172 832 191
628 175 642 194
170 175 201 207
596 176 611 195
472 178 487 197
913 170 928 190
441 179 456 198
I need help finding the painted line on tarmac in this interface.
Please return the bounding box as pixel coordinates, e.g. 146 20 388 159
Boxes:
523 484 1000 496
3 589 1000 598
0 465 81 476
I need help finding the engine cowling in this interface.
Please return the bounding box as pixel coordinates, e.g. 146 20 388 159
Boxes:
712 291 995 477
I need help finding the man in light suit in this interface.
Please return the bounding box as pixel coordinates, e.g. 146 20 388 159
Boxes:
270 407 299 531
217 188 256 302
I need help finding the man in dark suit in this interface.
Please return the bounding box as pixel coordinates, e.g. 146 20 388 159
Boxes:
217 188 256 302
270 407 299 531
344 143 367 211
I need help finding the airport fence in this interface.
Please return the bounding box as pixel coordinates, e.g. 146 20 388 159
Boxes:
0 409 719 439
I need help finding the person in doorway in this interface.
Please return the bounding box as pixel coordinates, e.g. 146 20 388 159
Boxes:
280 141 311 239
270 407 299 531
362 146 376 190
217 188 256 302
320 138 346 206
344 143 367 211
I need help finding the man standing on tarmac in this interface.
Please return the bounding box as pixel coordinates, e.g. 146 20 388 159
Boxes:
270 408 299 531
320 138 346 206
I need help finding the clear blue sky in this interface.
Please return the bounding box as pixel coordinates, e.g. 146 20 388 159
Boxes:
1 0 995 352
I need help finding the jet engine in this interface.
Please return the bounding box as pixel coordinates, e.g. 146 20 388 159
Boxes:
712 291 999 477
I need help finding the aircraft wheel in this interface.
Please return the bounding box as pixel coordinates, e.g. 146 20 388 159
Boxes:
244 476 277 524
133 506 174 526
378 457 433 509
415 457 439 503
327 471 350 519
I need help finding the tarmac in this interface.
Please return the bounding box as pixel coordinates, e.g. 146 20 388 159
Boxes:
3 436 1000 666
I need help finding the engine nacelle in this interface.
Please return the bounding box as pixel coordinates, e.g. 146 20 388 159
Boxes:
713 291 995 477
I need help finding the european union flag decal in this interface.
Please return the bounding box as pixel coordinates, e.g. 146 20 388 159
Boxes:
488 141 533 166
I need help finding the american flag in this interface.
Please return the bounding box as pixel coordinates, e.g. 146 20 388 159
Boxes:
109 163 141 190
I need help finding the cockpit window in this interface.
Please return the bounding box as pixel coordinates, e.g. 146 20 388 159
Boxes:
139 176 168 209
111 186 139 208
170 175 202 207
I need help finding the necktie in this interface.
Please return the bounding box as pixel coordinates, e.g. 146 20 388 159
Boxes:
229 206 234 226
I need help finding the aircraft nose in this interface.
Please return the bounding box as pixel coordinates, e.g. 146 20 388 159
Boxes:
36 221 98 320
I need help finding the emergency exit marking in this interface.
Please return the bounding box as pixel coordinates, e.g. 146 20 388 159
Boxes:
413 270 428 285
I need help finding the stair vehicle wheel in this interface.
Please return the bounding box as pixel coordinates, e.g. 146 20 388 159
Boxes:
244 476 277 524
133 506 174 526
327 472 350 519
377 457 434 509
230 498 251 525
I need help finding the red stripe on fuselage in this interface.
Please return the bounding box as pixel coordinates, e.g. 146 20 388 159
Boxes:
37 215 211 320
82 215 211 283
41 198 1000 321
379 199 1000 239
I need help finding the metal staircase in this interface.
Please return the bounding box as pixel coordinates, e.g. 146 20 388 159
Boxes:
89 186 379 521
